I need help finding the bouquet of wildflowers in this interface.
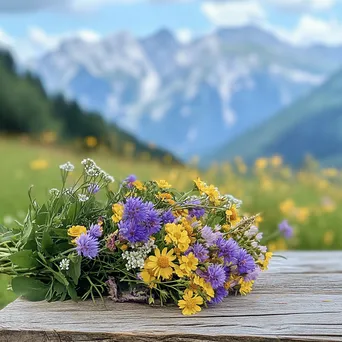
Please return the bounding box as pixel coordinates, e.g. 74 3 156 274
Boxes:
0 159 272 315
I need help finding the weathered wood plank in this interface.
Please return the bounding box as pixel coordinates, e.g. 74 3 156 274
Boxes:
1 252 342 342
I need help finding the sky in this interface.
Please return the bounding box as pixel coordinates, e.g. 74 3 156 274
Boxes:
0 0 342 61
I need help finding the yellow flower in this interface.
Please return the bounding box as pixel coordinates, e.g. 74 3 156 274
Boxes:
140 267 156 284
226 205 240 227
112 203 124 223
156 192 175 205
68 225 87 237
132 180 145 190
85 136 98 148
178 290 203 315
30 159 49 170
194 178 206 192
270 155 283 168
179 253 198 275
145 247 177 279
279 199 295 215
258 252 273 270
193 275 214 299
295 207 310 223
323 231 334 246
239 279 254 295
255 158 268 170
155 180 172 189
268 239 287 252
165 223 191 252
203 185 221 206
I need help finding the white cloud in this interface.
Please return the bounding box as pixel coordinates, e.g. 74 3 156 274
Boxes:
271 15 342 46
175 28 193 43
0 28 15 47
268 0 337 12
201 0 266 27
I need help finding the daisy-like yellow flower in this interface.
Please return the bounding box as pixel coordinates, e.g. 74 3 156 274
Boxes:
156 192 175 205
193 177 207 192
239 279 254 295
203 185 220 206
179 253 198 275
112 203 124 223
165 223 191 252
145 247 176 279
132 180 145 191
155 180 172 189
258 252 273 270
140 266 156 285
226 205 240 227
178 290 203 315
193 275 214 299
68 225 87 238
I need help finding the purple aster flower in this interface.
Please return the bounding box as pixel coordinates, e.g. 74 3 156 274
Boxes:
244 266 261 281
216 237 239 264
161 209 175 224
186 199 205 219
204 264 227 289
143 203 162 235
278 220 294 239
89 224 103 238
118 220 149 243
209 286 228 305
76 233 99 259
124 174 137 188
88 183 100 194
123 197 148 222
235 248 256 275
185 243 209 263
201 225 223 247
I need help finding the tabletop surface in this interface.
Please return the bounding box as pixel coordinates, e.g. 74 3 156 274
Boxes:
0 251 342 342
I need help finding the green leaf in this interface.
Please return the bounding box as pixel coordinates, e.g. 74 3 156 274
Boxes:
12 276 48 301
9 250 39 268
67 284 78 302
67 255 81 285
41 231 54 254
53 281 66 296
36 204 49 225
67 202 78 222
21 212 33 246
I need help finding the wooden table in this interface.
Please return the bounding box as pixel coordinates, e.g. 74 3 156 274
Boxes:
0 251 341 342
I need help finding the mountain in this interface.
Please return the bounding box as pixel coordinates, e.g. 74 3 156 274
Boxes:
29 26 342 159
0 49 177 163
206 68 342 167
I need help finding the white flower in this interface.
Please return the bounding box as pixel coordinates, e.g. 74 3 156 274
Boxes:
244 225 259 238
59 258 70 271
251 241 258 248
78 194 89 202
256 232 263 241
259 246 267 253
123 240 155 270
59 161 75 172
49 188 60 196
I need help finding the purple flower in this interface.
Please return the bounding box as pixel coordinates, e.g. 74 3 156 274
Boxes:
209 286 228 305
235 248 256 275
118 220 149 243
201 226 223 246
161 209 175 224
89 224 103 238
143 203 162 235
244 266 261 281
278 220 294 239
88 183 100 194
76 233 99 259
216 237 239 264
186 199 205 219
123 197 148 222
185 243 209 263
204 264 227 289
124 174 137 188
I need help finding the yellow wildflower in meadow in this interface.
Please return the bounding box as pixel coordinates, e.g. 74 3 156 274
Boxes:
255 158 268 170
29 159 49 170
323 231 334 246
279 199 295 215
178 290 203 315
270 155 283 168
85 136 98 148
145 247 177 279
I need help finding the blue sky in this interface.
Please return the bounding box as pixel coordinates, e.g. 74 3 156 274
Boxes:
0 0 342 61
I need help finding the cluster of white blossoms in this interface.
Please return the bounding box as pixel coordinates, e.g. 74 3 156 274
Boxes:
59 161 75 172
78 194 90 202
122 240 156 270
222 194 243 209
244 225 267 260
59 258 70 271
81 158 114 184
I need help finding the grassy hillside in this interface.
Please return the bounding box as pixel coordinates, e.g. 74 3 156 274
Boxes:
207 68 342 167
0 49 177 163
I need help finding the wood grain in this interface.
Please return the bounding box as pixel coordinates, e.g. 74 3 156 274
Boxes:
0 251 341 342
